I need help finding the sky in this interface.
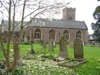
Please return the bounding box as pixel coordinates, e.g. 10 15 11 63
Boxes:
67 0 100 34
0 0 99 34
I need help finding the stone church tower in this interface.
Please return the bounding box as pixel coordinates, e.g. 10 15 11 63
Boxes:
62 7 76 21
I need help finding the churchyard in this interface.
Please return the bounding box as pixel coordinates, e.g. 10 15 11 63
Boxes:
0 38 100 75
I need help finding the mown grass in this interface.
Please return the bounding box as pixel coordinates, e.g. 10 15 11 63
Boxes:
0 43 100 75
75 46 100 75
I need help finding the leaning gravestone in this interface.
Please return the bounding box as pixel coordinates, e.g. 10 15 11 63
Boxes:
48 38 54 51
74 37 84 59
59 36 69 59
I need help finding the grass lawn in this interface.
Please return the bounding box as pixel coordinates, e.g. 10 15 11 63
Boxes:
0 43 100 75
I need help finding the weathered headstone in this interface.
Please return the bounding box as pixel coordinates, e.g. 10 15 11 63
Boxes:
42 39 47 55
59 36 69 59
43 39 47 49
74 38 84 59
24 37 27 42
53 40 56 47
58 38 87 68
48 39 54 51
30 40 35 54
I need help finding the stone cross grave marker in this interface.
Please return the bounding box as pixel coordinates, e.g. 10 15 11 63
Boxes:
48 38 54 51
59 36 69 59
74 37 84 59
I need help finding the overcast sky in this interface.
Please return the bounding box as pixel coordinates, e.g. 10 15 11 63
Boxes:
0 0 99 34
67 0 100 34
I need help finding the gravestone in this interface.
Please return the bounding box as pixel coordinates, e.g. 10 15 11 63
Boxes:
74 37 84 59
53 41 56 47
42 39 47 55
43 39 47 49
58 37 87 68
59 36 69 59
48 39 54 51
24 37 27 42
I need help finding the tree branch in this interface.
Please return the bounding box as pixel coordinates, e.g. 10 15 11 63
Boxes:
0 1 8 12
7 0 12 58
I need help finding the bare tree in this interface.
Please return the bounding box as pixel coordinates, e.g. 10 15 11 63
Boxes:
0 0 71 72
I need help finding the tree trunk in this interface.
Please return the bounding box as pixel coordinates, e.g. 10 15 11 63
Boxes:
6 42 20 72
11 42 19 70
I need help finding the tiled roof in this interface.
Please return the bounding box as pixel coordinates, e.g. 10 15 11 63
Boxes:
30 19 88 30
2 20 20 31
2 19 88 31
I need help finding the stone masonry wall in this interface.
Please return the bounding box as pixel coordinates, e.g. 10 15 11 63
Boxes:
25 27 88 44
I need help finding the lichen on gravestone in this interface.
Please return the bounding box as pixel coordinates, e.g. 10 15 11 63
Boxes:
48 38 54 51
59 36 69 59
42 39 47 49
74 37 84 59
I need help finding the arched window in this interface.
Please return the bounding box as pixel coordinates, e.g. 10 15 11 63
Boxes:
34 28 41 39
76 31 81 39
49 29 55 39
63 30 69 40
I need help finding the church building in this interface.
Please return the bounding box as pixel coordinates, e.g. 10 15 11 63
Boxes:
24 7 88 44
2 7 88 45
